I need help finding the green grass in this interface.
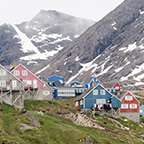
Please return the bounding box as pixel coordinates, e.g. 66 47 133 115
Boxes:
0 100 143 144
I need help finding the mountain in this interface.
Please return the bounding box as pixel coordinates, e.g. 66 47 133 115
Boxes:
39 0 144 86
0 10 94 66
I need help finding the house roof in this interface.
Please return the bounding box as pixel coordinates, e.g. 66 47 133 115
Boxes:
0 64 24 85
47 74 64 82
75 83 121 102
11 63 47 87
121 91 140 103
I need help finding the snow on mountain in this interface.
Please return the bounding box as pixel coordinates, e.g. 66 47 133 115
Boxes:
20 45 64 61
12 24 40 54
38 0 144 87
0 10 94 66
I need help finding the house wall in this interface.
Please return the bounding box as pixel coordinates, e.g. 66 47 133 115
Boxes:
120 112 140 123
111 96 121 109
84 85 112 109
120 95 139 113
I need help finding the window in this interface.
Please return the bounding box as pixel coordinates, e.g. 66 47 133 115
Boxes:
96 99 106 104
0 80 6 88
125 96 133 101
12 80 17 88
23 80 32 85
0 69 6 76
22 70 28 76
121 104 128 109
130 104 137 109
93 89 98 95
100 89 106 95
14 70 20 76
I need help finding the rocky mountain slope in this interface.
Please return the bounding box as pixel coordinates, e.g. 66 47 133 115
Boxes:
40 0 144 86
0 10 94 66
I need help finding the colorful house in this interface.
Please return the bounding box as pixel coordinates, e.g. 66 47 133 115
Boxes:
113 82 121 91
11 64 52 100
75 84 121 111
119 91 140 123
47 75 64 87
0 64 24 109
84 76 100 89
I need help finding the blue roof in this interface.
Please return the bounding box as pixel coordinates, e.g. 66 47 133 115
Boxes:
47 75 64 82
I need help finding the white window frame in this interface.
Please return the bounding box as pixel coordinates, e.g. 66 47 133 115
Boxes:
93 89 99 95
100 89 106 95
96 99 106 105
0 80 6 88
22 70 28 77
12 80 17 89
23 80 32 86
125 95 133 101
14 70 20 76
121 104 129 109
129 104 137 109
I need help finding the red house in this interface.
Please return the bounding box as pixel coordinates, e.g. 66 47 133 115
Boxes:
113 82 121 91
11 64 52 100
119 91 140 123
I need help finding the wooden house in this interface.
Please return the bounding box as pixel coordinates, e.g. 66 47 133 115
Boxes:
75 84 121 111
0 64 24 109
119 91 140 123
11 64 52 100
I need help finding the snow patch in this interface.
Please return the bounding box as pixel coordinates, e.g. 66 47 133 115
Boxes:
97 65 113 77
112 21 117 31
75 56 80 62
47 33 62 39
124 42 137 53
74 35 80 38
66 56 101 84
20 45 64 61
12 24 40 54
49 36 72 44
115 66 124 73
139 9 144 15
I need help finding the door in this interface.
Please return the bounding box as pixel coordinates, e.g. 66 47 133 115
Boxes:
12 80 17 90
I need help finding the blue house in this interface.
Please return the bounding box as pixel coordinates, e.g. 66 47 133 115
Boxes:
84 76 100 89
47 75 64 87
75 84 121 111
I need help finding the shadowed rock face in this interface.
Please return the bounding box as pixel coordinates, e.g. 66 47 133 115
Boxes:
0 10 94 66
40 0 144 86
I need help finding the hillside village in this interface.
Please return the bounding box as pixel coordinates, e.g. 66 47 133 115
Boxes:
1 0 144 143
0 63 144 124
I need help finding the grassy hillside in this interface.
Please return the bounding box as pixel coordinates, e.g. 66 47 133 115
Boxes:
0 100 143 144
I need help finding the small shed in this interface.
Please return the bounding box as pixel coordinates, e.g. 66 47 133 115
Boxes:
119 91 140 123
